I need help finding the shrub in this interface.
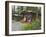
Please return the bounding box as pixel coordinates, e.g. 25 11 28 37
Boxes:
23 19 41 30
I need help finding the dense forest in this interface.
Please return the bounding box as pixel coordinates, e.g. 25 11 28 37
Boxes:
12 5 41 30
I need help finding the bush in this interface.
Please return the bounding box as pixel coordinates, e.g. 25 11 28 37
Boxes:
31 19 41 30
23 19 41 30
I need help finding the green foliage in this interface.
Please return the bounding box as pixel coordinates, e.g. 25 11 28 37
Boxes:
31 19 41 30
23 23 32 30
12 6 41 15
22 19 41 30
12 6 41 30
13 16 22 21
